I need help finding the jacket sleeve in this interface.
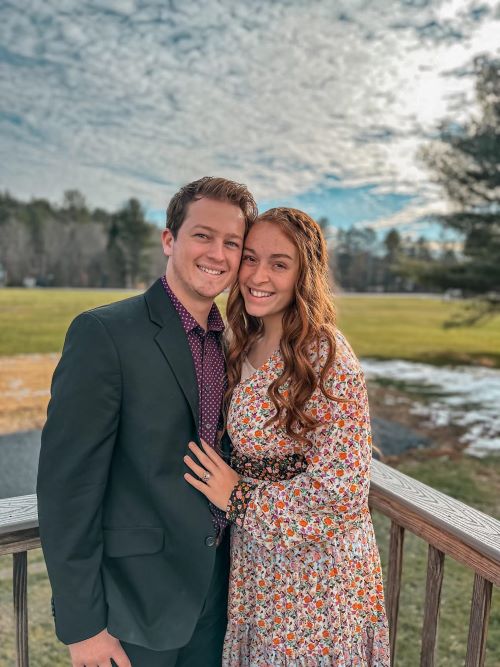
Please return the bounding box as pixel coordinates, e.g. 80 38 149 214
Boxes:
233 369 372 553
36 312 122 644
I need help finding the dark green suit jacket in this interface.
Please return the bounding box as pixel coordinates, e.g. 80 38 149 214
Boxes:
37 279 227 650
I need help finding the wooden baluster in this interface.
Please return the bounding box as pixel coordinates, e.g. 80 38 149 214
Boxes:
465 574 492 667
13 551 29 667
420 545 445 667
386 521 405 666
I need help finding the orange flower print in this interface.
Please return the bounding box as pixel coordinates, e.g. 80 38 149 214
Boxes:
223 334 389 666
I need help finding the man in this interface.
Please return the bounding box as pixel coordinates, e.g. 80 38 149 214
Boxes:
37 177 257 667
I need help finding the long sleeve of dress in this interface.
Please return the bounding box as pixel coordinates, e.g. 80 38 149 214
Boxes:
237 369 372 553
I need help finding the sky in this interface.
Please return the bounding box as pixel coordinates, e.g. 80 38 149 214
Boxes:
1 0 499 237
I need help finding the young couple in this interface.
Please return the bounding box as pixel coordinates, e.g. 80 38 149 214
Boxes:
37 177 390 667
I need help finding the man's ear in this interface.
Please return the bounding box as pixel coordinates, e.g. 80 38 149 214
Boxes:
161 228 174 258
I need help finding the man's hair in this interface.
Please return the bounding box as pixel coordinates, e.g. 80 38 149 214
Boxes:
166 176 258 237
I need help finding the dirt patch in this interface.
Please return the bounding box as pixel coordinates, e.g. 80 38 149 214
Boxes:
0 354 472 461
367 380 468 462
0 354 59 434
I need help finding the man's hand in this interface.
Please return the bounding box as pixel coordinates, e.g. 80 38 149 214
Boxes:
68 628 131 667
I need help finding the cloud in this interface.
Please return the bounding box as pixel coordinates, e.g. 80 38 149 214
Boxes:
0 0 499 228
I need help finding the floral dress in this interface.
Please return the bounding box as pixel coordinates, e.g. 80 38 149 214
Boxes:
223 332 390 666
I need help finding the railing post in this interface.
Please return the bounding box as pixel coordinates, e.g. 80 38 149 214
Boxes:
13 551 29 667
465 574 492 667
420 545 444 667
386 521 405 666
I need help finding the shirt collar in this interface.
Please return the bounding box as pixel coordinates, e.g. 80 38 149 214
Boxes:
161 276 225 334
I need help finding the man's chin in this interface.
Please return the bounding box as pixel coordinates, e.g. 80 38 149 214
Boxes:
195 284 230 300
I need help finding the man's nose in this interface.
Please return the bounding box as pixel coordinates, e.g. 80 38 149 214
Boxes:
206 240 225 262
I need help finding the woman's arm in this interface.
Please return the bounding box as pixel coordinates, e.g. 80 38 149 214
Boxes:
227 370 372 552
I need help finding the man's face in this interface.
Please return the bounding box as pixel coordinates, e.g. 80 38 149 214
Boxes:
162 197 246 308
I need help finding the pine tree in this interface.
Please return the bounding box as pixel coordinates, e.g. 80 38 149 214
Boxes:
420 56 500 321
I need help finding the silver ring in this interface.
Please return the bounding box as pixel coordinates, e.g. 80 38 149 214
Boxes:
202 471 211 483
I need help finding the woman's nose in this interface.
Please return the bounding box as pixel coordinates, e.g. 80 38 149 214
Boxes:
252 264 269 283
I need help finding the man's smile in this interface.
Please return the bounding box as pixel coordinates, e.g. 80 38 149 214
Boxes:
197 264 224 276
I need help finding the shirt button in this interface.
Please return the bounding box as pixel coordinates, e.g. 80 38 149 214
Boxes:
206 424 213 430
205 535 216 547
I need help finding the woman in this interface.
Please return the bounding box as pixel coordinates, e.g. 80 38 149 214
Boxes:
184 208 390 666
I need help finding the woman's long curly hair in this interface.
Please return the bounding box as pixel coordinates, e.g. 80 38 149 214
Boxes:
225 207 339 446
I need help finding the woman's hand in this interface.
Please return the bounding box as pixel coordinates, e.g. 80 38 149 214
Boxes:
184 439 240 511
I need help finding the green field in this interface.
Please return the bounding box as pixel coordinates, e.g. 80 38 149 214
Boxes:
1 289 500 365
0 288 141 356
0 456 499 666
335 295 500 367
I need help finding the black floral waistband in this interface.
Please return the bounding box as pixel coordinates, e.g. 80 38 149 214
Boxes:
230 451 308 481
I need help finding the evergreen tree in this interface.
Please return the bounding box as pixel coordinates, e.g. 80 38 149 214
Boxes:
420 56 500 320
107 198 154 288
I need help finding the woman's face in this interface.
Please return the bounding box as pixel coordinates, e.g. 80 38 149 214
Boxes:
238 220 300 321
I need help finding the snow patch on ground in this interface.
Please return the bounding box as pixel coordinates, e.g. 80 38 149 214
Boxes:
361 359 500 457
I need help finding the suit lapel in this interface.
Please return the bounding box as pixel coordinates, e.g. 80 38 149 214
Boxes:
145 279 199 429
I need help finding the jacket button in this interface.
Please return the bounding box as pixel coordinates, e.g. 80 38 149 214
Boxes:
205 535 216 547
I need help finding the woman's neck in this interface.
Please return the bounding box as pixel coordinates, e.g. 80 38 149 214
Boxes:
256 314 283 351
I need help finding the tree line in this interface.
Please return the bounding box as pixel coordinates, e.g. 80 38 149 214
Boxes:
325 224 455 293
0 190 165 288
0 186 447 292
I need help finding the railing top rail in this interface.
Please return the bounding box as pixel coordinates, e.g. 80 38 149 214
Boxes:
371 459 500 566
0 494 38 535
1 462 500 568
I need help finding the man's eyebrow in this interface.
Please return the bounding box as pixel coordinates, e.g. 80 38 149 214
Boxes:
192 224 217 232
193 224 243 240
243 246 293 260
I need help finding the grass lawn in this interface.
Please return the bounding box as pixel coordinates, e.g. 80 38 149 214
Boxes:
0 456 499 665
336 295 500 368
0 288 141 356
1 289 500 366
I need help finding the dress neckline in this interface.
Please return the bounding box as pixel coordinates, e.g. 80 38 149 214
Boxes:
240 347 281 385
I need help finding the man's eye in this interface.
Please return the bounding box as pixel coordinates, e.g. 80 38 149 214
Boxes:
194 233 208 239
242 255 256 262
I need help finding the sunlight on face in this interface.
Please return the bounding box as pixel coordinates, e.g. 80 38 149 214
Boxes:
238 221 299 324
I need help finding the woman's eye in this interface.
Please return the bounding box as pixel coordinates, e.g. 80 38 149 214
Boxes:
225 241 240 249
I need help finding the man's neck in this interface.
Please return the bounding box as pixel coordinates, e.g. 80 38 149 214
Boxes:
164 273 213 330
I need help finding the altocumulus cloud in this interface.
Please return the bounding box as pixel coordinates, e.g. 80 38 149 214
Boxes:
0 0 499 230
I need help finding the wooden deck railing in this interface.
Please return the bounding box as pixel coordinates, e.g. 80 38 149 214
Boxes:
370 462 500 666
1 461 499 666
0 493 39 667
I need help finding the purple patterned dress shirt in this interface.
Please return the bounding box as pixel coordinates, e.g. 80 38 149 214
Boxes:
161 276 228 532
